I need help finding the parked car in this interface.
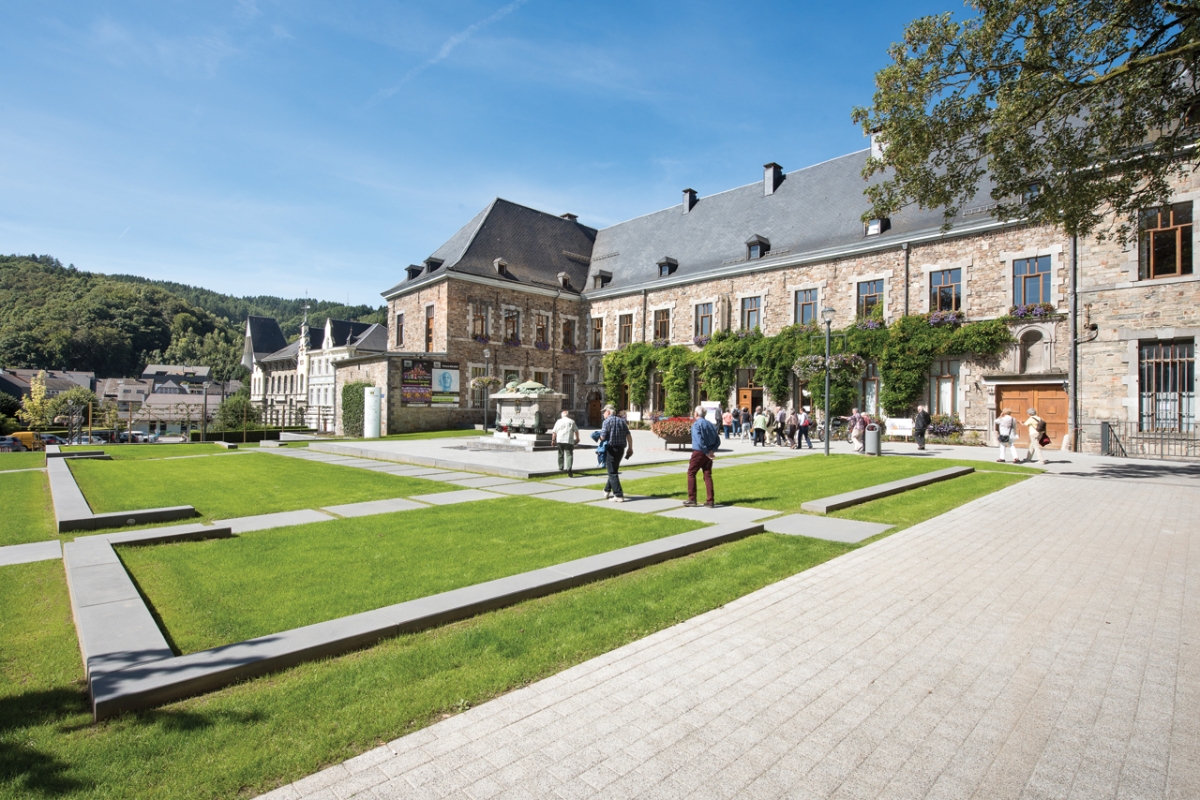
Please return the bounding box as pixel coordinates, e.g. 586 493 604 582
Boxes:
0 435 29 452
68 435 106 445
39 434 67 445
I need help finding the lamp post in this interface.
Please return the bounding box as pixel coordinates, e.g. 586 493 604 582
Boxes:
482 348 492 431
821 307 836 456
201 381 211 442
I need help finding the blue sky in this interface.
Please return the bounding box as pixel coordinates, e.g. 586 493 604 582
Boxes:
0 0 959 307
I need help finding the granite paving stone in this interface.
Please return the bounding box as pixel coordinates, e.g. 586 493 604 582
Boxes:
408 489 504 506
659 505 779 525
263 472 1200 800
321 498 429 518
583 496 685 514
533 488 610 504
0 539 62 566
440 476 525 489
215 509 336 533
545 475 620 488
763 515 893 543
420 472 493 483
483 482 571 496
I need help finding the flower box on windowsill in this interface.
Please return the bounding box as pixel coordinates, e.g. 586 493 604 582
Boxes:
1003 303 1063 323
534 341 551 350
562 345 577 355
503 338 522 347
473 335 490 344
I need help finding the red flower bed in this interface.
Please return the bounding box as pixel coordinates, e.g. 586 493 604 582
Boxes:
651 416 693 439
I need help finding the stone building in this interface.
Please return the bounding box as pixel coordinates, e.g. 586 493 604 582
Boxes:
358 148 1196 456
243 314 386 430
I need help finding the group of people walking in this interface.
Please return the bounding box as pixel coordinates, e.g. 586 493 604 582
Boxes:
716 405 816 450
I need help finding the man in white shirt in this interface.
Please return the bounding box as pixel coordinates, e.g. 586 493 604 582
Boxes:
550 410 580 476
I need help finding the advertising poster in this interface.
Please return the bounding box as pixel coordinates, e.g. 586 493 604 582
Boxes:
401 359 432 407
431 361 460 407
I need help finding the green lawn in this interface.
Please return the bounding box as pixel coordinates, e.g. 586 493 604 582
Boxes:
0 471 56 546
0 451 46 470
68 453 456 522
120 497 703 653
832 471 1028 533
1 533 851 800
61 443 259 460
596 454 1039 512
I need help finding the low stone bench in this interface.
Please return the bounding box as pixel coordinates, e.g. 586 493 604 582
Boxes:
215 441 238 449
801 466 974 514
88 520 765 720
47 450 105 459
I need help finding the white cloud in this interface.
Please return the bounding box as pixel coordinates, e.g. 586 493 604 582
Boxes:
376 0 529 98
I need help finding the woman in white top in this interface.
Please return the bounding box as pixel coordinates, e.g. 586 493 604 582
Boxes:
995 408 1018 463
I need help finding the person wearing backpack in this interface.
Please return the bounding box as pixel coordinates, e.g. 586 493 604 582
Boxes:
1023 407 1049 465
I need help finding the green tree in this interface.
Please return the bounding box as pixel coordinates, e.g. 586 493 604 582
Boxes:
853 1 1200 240
16 371 53 430
212 391 262 431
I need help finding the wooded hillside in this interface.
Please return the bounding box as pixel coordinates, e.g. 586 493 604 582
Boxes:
0 255 386 380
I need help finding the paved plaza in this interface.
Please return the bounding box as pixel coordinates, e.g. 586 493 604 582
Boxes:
260 465 1200 800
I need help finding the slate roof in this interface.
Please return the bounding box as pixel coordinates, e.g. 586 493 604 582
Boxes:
585 150 1000 294
326 319 379 349
382 199 598 299
245 316 289 360
259 319 387 364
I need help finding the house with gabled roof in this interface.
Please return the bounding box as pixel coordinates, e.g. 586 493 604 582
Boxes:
369 145 1200 455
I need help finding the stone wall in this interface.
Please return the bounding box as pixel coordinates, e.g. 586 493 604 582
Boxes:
333 357 395 436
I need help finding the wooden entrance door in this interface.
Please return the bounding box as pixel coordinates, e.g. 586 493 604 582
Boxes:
736 388 762 413
996 384 1068 447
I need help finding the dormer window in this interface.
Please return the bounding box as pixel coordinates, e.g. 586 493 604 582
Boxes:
592 270 612 289
866 218 890 236
406 265 423 281
657 257 678 278
494 258 508 276
424 258 444 272
746 235 770 260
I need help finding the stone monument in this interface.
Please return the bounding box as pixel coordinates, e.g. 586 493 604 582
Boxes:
479 380 567 452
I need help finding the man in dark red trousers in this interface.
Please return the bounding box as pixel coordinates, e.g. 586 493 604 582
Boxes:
682 406 720 508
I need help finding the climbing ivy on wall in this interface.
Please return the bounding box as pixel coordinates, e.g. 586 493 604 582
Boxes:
341 381 372 437
600 314 1013 418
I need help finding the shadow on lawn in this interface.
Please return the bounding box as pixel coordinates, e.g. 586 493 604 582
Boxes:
0 687 91 796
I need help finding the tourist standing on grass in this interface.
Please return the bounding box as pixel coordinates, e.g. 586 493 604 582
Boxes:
995 408 1018 463
722 408 733 440
752 406 768 446
600 404 633 502
550 410 580 477
683 405 719 507
1023 407 1049 465
913 404 932 451
797 408 813 449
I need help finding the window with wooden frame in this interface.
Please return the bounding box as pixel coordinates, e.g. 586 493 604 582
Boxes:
533 371 549 386
469 365 486 407
694 303 713 338
1139 202 1193 279
857 279 883 317
928 359 960 415
561 374 576 407
1012 256 1051 305
470 305 487 338
794 289 817 324
562 318 576 349
740 296 761 330
618 314 633 345
503 309 520 342
653 309 671 341
424 306 434 352
535 314 549 345
652 372 665 411
395 313 404 348
929 268 962 311
590 318 603 350
860 363 880 416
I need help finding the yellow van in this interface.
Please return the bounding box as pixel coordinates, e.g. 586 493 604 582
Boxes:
10 431 45 451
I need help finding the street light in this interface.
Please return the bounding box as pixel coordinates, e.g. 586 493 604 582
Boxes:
821 307 836 457
201 381 211 443
482 348 492 431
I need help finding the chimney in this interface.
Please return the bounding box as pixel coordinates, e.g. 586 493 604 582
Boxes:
560 213 578 221
763 163 783 196
870 131 885 160
682 188 698 214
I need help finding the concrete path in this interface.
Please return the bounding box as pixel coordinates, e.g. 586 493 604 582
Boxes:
262 471 1200 800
